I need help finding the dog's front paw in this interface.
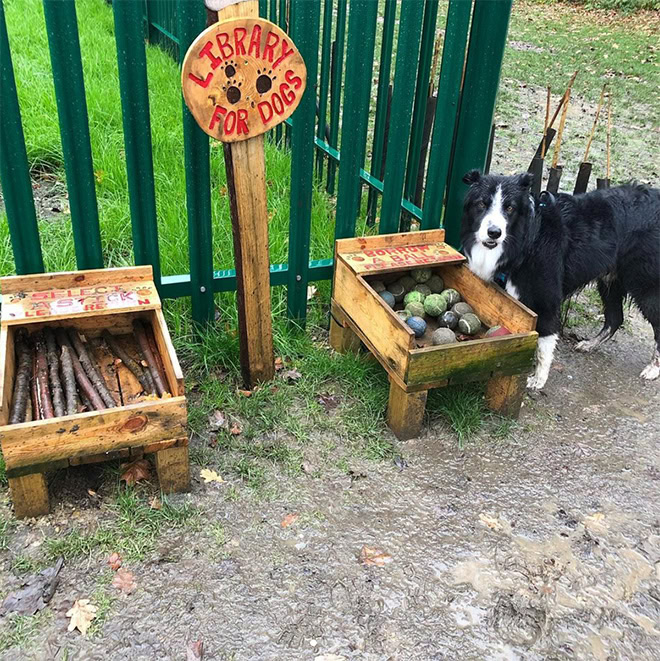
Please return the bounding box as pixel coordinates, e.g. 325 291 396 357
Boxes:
575 338 598 353
640 362 660 381
527 374 547 390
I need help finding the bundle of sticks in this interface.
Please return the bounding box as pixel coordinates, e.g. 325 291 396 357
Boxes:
8 320 169 425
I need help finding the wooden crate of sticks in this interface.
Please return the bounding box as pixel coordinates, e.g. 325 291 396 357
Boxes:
330 229 539 441
0 266 189 518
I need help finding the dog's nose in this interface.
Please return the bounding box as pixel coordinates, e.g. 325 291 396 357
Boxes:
487 226 501 239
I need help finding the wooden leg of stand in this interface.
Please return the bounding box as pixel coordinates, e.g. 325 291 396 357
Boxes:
386 378 428 440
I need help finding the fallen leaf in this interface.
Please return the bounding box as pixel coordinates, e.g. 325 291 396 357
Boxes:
318 392 340 412
281 512 300 528
200 468 225 484
479 513 503 531
111 569 137 595
307 285 318 300
0 558 64 616
274 356 284 371
238 389 253 397
282 368 302 382
120 459 151 486
301 461 314 474
186 640 204 660
269 386 279 394
107 553 122 571
66 599 97 635
229 423 242 435
359 545 393 567
208 410 227 431
149 497 162 511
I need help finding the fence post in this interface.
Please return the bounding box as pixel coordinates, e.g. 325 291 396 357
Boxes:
42 0 103 271
334 0 378 240
286 0 321 324
0 1 44 275
178 0 214 326
442 0 513 247
421 0 473 230
378 0 425 235
113 0 161 288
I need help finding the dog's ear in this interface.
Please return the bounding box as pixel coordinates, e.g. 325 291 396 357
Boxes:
516 172 534 189
462 170 482 185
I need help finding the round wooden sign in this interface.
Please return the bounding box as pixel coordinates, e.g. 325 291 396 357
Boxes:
181 17 307 143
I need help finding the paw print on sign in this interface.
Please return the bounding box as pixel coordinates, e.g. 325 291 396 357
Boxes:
222 79 242 105
256 69 275 95
221 60 238 78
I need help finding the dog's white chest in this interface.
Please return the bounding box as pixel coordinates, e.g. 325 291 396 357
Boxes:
467 242 504 283
505 280 520 300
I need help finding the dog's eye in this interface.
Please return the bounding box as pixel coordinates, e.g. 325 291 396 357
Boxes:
506 205 514 214
476 201 486 211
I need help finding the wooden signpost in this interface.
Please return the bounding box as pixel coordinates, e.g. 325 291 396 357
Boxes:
182 0 307 388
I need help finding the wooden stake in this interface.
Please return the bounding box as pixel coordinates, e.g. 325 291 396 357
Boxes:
68 328 117 408
56 328 105 410
210 0 275 388
583 85 606 163
35 333 54 419
60 345 77 416
102 329 154 394
606 92 612 179
551 88 571 169
133 320 167 396
542 86 551 159
44 328 65 417
9 329 32 424
548 70 578 131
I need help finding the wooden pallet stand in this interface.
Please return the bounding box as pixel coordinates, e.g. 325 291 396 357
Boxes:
330 229 539 440
0 266 189 518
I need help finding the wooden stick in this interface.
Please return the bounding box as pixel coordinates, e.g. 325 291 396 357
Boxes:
31 352 41 421
60 345 78 416
548 70 578 131
35 333 54 419
101 330 155 394
44 328 65 417
583 85 606 163
145 323 169 394
541 86 551 159
606 92 612 179
551 88 571 169
25 391 32 423
9 329 32 424
133 320 167 396
67 328 117 408
56 328 105 411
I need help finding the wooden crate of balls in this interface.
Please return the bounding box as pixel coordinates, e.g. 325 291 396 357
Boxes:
330 229 539 440
0 266 189 519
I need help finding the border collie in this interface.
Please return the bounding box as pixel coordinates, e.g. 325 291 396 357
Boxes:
460 170 660 390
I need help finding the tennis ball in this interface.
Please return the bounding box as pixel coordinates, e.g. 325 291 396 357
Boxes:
439 310 459 330
397 275 417 293
442 288 461 306
406 316 427 338
404 290 424 306
458 312 481 335
370 280 386 293
426 274 444 293
424 293 447 317
414 284 432 299
432 328 457 345
411 267 432 283
378 290 396 308
387 281 406 302
451 302 474 317
396 309 412 322
485 325 512 337
405 301 425 318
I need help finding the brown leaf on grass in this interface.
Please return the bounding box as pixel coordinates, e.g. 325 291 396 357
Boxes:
318 392 340 413
149 497 162 511
111 569 137 595
282 368 302 382
359 545 393 567
281 512 300 528
238 389 253 397
229 423 242 435
120 459 151 486
107 552 122 571
208 410 227 431
274 356 284 371
186 640 204 660
66 599 97 635
200 468 224 484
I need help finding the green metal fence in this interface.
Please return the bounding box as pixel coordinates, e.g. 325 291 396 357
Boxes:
0 0 512 328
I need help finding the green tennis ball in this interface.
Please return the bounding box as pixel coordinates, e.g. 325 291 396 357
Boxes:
440 310 459 330
458 312 481 335
387 281 406 302
370 280 386 293
424 293 447 317
404 291 424 306
405 301 425 318
442 288 461 306
397 275 417 293
411 268 432 283
432 328 457 345
414 284 432 299
452 302 474 317
406 316 427 338
426 274 444 293
378 291 396 308
396 309 412 322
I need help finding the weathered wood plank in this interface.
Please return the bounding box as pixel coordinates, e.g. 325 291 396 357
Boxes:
151 309 184 396
8 473 50 519
0 397 187 471
69 448 130 467
335 229 446 256
387 377 428 440
154 445 190 493
0 326 15 425
485 374 527 418
329 303 362 354
406 333 538 390
113 334 146 405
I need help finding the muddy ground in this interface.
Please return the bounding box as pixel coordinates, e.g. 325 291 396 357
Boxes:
1 297 659 660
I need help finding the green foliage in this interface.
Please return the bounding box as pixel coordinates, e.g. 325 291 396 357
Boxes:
562 0 659 11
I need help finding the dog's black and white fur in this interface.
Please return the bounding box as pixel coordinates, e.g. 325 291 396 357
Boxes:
460 170 660 390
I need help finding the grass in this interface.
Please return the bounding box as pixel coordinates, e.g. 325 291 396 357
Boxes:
0 611 52 653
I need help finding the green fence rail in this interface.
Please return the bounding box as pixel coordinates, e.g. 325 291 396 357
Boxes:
0 0 513 328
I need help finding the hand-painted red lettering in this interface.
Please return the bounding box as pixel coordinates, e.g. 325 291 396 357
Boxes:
257 100 273 124
285 69 302 90
216 32 234 60
233 27 247 56
248 24 262 58
262 31 280 62
209 104 227 131
237 109 249 134
279 82 295 105
189 71 213 88
199 41 222 68
272 39 294 68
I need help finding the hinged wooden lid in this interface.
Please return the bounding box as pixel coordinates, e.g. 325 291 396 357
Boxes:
335 229 465 275
0 266 160 326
